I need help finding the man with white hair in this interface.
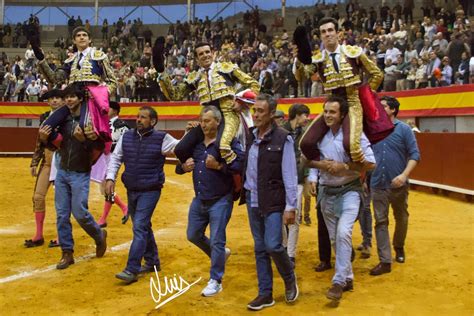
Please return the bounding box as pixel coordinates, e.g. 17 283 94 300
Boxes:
432 32 448 55
179 106 244 297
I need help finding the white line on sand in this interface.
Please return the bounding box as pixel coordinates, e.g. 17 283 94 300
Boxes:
0 228 171 284
0 227 23 235
0 176 191 285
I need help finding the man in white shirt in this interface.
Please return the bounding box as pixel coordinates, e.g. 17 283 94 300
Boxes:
306 95 376 302
25 45 35 69
25 80 41 102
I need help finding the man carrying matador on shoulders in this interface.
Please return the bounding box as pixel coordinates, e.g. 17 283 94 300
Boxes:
294 17 393 162
153 39 260 164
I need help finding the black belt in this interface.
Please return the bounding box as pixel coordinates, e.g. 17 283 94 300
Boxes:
323 178 361 189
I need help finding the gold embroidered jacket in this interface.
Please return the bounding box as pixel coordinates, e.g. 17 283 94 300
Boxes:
305 45 383 92
158 61 260 104
38 48 117 93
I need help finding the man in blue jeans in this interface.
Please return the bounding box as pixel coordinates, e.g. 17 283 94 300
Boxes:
240 94 299 311
38 85 107 270
105 106 178 284
179 106 244 297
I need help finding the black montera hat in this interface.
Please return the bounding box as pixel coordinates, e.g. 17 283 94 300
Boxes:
293 26 313 65
109 101 120 112
40 88 64 101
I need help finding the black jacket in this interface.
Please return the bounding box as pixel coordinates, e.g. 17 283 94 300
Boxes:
56 114 104 173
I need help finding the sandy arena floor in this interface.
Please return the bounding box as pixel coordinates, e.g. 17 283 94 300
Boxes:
0 158 472 315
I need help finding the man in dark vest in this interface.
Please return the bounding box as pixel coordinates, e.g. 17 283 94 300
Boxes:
241 93 299 311
105 106 179 284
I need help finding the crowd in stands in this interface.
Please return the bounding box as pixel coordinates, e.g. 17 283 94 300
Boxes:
0 1 472 102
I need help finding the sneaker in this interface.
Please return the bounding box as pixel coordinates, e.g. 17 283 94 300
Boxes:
139 263 161 274
247 295 275 311
284 274 299 303
225 247 231 262
201 279 222 297
115 270 138 284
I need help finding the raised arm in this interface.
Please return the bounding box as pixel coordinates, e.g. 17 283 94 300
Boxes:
231 66 260 94
157 72 195 101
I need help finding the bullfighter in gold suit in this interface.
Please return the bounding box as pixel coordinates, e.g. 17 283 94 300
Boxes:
155 41 260 164
295 18 386 163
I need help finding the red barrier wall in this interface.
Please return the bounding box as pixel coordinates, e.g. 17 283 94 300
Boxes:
0 128 184 153
1 128 472 193
411 133 474 191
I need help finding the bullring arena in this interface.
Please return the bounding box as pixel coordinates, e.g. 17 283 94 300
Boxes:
1 0 474 313
0 85 473 315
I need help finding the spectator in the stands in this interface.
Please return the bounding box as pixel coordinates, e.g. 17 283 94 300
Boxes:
25 79 40 102
427 51 441 87
102 19 109 40
455 51 470 85
439 56 453 86
416 56 429 89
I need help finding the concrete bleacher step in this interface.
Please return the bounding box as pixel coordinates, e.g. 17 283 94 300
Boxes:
1 44 59 58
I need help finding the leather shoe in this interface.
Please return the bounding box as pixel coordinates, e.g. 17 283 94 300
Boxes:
56 251 74 269
314 261 332 272
370 262 391 276
343 279 353 292
24 238 44 248
395 247 405 263
326 283 343 301
116 270 138 284
284 274 299 303
360 245 371 259
304 215 311 225
96 229 107 258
